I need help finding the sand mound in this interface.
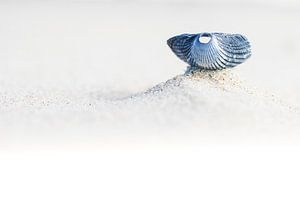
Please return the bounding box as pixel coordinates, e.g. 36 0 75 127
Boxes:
0 69 299 148
120 69 300 135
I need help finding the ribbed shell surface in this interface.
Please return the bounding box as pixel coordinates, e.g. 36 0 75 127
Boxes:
167 33 251 70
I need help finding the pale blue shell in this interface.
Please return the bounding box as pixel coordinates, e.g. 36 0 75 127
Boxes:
167 32 251 70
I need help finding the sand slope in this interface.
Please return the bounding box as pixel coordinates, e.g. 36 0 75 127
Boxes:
1 69 299 149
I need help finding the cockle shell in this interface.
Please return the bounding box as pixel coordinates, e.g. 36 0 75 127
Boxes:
167 32 251 70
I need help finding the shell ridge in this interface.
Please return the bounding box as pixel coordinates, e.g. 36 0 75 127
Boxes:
167 34 198 62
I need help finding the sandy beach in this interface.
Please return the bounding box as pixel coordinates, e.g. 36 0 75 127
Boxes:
0 1 300 199
0 0 300 147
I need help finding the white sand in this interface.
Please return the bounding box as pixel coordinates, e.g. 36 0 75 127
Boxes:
0 1 300 199
0 1 300 148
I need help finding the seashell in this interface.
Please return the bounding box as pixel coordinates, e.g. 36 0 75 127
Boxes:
167 32 251 70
